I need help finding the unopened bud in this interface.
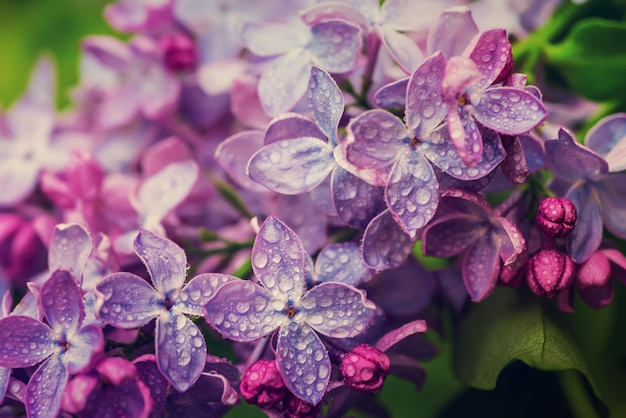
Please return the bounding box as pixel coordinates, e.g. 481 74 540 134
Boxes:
536 197 577 237
285 395 319 418
240 360 288 410
526 249 575 297
160 33 197 72
340 344 390 393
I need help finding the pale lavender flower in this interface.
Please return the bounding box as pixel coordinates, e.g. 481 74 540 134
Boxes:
204 217 376 405
104 0 173 33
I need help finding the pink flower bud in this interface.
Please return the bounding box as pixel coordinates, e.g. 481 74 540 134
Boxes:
160 34 197 72
340 344 390 393
285 395 319 418
536 197 577 237
240 359 288 410
526 249 575 297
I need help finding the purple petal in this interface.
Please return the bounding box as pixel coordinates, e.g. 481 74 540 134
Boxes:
383 0 453 32
494 217 526 266
274 193 328 254
25 355 68 418
138 63 180 120
242 21 308 56
48 224 92 281
598 175 626 239
265 113 326 144
0 367 9 404
579 280 614 309
309 20 361 73
427 6 479 58
385 152 439 238
133 230 187 296
156 312 206 392
134 355 168 415
473 87 547 135
300 2 369 29
463 237 501 301
422 213 485 258
309 66 343 146
376 319 428 353
546 130 608 182
447 104 483 166
314 243 373 286
406 52 448 135
331 166 386 230
78 376 151 418
214 130 268 192
300 283 375 338
64 324 104 374
259 49 311 116
252 217 307 300
361 209 413 272
373 78 409 109
0 316 56 368
177 273 238 316
21 55 55 110
203 280 285 342
41 269 84 335
585 113 626 171
0 161 40 206
81 35 131 71
95 273 163 328
440 188 493 215
518 133 546 172
500 135 530 183
464 28 511 89
441 56 484 102
566 184 603 263
247 137 335 194
276 322 330 405
381 27 423 74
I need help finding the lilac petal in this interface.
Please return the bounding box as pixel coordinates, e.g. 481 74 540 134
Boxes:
463 237 501 301
21 55 55 110
427 7 479 58
579 280 614 309
25 355 68 418
300 283 375 338
133 230 187 296
177 273 238 316
65 324 104 374
598 175 626 239
441 56 484 103
156 312 206 392
242 21 308 56
309 66 343 146
383 0 452 32
95 273 163 328
0 162 40 206
214 130 268 192
314 243 373 286
247 137 335 194
259 49 311 116
375 319 427 352
96 86 140 130
546 129 609 181
566 184 603 263
48 224 92 280
500 135 530 184
138 64 180 120
252 216 307 300
81 35 131 71
406 52 448 135
310 170 337 217
388 354 427 391
421 213 485 258
134 355 168 415
447 105 483 166
41 269 84 335
203 280 285 342
385 151 439 238
465 28 511 89
274 194 327 254
309 20 361 73
300 2 369 29
265 113 326 144
0 316 56 368
331 165 386 230
138 160 199 224
473 87 547 135
585 113 626 171
494 217 526 266
79 377 151 418
361 209 413 272
518 133 545 173
381 27 423 74
373 78 409 109
276 322 330 405
0 367 9 404
439 188 493 217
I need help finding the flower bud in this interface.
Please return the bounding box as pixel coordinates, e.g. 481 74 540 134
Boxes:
536 197 577 237
160 34 197 72
340 344 390 393
285 395 319 418
240 359 288 410
526 249 575 297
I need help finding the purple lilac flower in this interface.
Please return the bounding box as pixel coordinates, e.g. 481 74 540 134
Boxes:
104 0 173 33
204 216 376 405
0 269 104 418
95 229 232 392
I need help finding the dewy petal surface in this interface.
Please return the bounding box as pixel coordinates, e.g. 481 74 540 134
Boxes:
0 316 56 368
203 280 286 342
473 87 547 135
64 324 104 374
422 213 486 258
133 229 188 296
447 104 483 166
545 129 608 181
40 269 85 335
585 113 626 171
462 235 501 301
426 7 478 59
331 166 386 230
48 224 92 280
247 137 335 195
214 130 268 192
309 20 361 73
265 113 326 144
309 66 343 146
465 28 511 89
156 311 206 392
25 355 68 418
95 273 163 328
177 273 239 316
381 26 423 74
252 217 306 301
300 282 375 338
259 49 311 117
314 243 373 286
361 209 414 272
406 52 448 136
276 321 330 405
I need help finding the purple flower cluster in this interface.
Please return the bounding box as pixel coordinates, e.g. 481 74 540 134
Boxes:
0 0 625 417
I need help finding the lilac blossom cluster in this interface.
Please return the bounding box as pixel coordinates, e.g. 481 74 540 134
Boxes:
0 0 625 417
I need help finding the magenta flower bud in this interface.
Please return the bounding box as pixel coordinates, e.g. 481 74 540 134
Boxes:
526 249 576 297
285 395 320 418
240 359 288 410
340 344 390 393
160 33 197 72
536 197 577 237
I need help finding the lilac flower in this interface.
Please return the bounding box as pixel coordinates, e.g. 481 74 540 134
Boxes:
204 217 376 405
104 0 173 33
422 189 526 301
0 269 104 418
545 126 626 262
95 229 232 392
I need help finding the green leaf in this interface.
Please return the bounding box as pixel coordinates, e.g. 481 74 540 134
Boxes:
454 288 607 414
544 18 626 101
